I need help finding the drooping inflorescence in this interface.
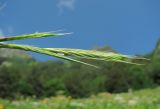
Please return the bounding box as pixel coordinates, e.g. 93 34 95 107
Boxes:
0 32 148 68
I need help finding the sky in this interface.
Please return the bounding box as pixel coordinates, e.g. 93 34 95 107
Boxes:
0 0 160 60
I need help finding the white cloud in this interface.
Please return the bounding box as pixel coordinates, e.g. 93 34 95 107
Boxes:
57 0 76 14
0 2 7 12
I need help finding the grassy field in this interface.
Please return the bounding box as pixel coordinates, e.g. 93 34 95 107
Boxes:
0 87 160 109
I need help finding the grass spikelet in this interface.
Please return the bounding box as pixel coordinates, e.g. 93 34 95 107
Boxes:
0 43 98 68
45 48 145 65
0 32 71 42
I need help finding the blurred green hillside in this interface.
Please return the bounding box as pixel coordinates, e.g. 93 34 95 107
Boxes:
0 87 160 109
0 40 159 99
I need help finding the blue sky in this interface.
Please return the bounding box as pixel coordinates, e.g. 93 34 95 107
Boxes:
0 0 160 60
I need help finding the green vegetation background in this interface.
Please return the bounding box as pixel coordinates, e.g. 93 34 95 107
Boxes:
0 40 159 99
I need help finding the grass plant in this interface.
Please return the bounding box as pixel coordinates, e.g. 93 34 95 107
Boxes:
0 87 159 109
0 32 147 67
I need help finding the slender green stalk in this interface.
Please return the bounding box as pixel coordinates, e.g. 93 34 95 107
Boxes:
0 32 71 42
